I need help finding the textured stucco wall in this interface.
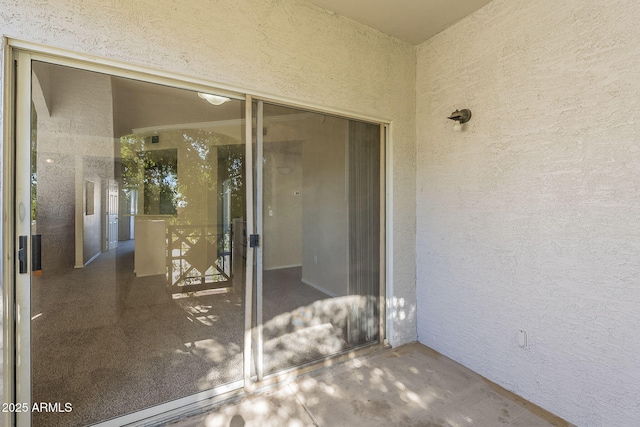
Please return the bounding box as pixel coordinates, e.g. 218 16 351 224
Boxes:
0 0 417 345
416 0 640 426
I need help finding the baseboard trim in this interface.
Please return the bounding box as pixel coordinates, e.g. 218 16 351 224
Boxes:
264 263 302 271
78 251 101 268
301 277 339 298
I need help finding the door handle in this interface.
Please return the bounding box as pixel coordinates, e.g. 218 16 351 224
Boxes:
18 235 28 274
32 234 42 274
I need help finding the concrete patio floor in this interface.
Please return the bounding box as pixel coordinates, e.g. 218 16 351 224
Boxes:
167 343 573 427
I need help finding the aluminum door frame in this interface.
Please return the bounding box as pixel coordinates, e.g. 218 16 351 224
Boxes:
5 40 390 427
13 48 33 427
10 49 253 427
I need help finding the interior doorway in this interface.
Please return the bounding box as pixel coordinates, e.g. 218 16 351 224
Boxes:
104 179 119 252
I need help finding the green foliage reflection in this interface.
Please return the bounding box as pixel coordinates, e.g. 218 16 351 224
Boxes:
119 130 245 225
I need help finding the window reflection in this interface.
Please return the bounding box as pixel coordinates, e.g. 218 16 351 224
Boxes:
260 103 381 375
30 61 246 427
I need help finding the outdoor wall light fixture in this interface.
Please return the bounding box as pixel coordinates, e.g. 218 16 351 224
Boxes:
448 109 472 131
197 92 230 106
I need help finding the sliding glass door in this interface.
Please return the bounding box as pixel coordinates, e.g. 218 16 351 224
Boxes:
255 101 382 377
12 51 384 426
15 55 247 426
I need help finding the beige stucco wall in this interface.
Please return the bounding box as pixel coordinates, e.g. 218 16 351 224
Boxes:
0 0 417 346
416 0 640 425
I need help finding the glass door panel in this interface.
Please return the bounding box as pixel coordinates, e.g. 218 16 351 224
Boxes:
26 60 246 426
14 54 383 426
258 102 381 375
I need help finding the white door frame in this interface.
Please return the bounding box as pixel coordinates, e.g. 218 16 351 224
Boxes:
104 179 119 251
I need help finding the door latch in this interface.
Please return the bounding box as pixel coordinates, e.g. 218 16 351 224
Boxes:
18 235 42 274
18 235 28 274
32 234 42 275
249 234 260 248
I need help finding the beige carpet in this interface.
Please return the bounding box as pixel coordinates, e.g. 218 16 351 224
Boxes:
31 241 354 426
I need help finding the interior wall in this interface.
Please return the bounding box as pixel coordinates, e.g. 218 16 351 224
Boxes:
263 141 303 270
301 116 349 297
260 112 349 296
415 0 640 426
0 0 417 346
30 63 114 271
82 159 109 264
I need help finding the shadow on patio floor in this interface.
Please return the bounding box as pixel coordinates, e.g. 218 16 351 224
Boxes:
167 343 573 427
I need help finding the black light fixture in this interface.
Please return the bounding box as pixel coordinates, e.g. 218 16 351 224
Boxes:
448 109 472 131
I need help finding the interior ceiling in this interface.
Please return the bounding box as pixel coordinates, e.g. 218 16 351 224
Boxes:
307 0 493 44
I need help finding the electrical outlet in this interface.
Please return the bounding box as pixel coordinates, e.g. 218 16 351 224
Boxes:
518 330 528 348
